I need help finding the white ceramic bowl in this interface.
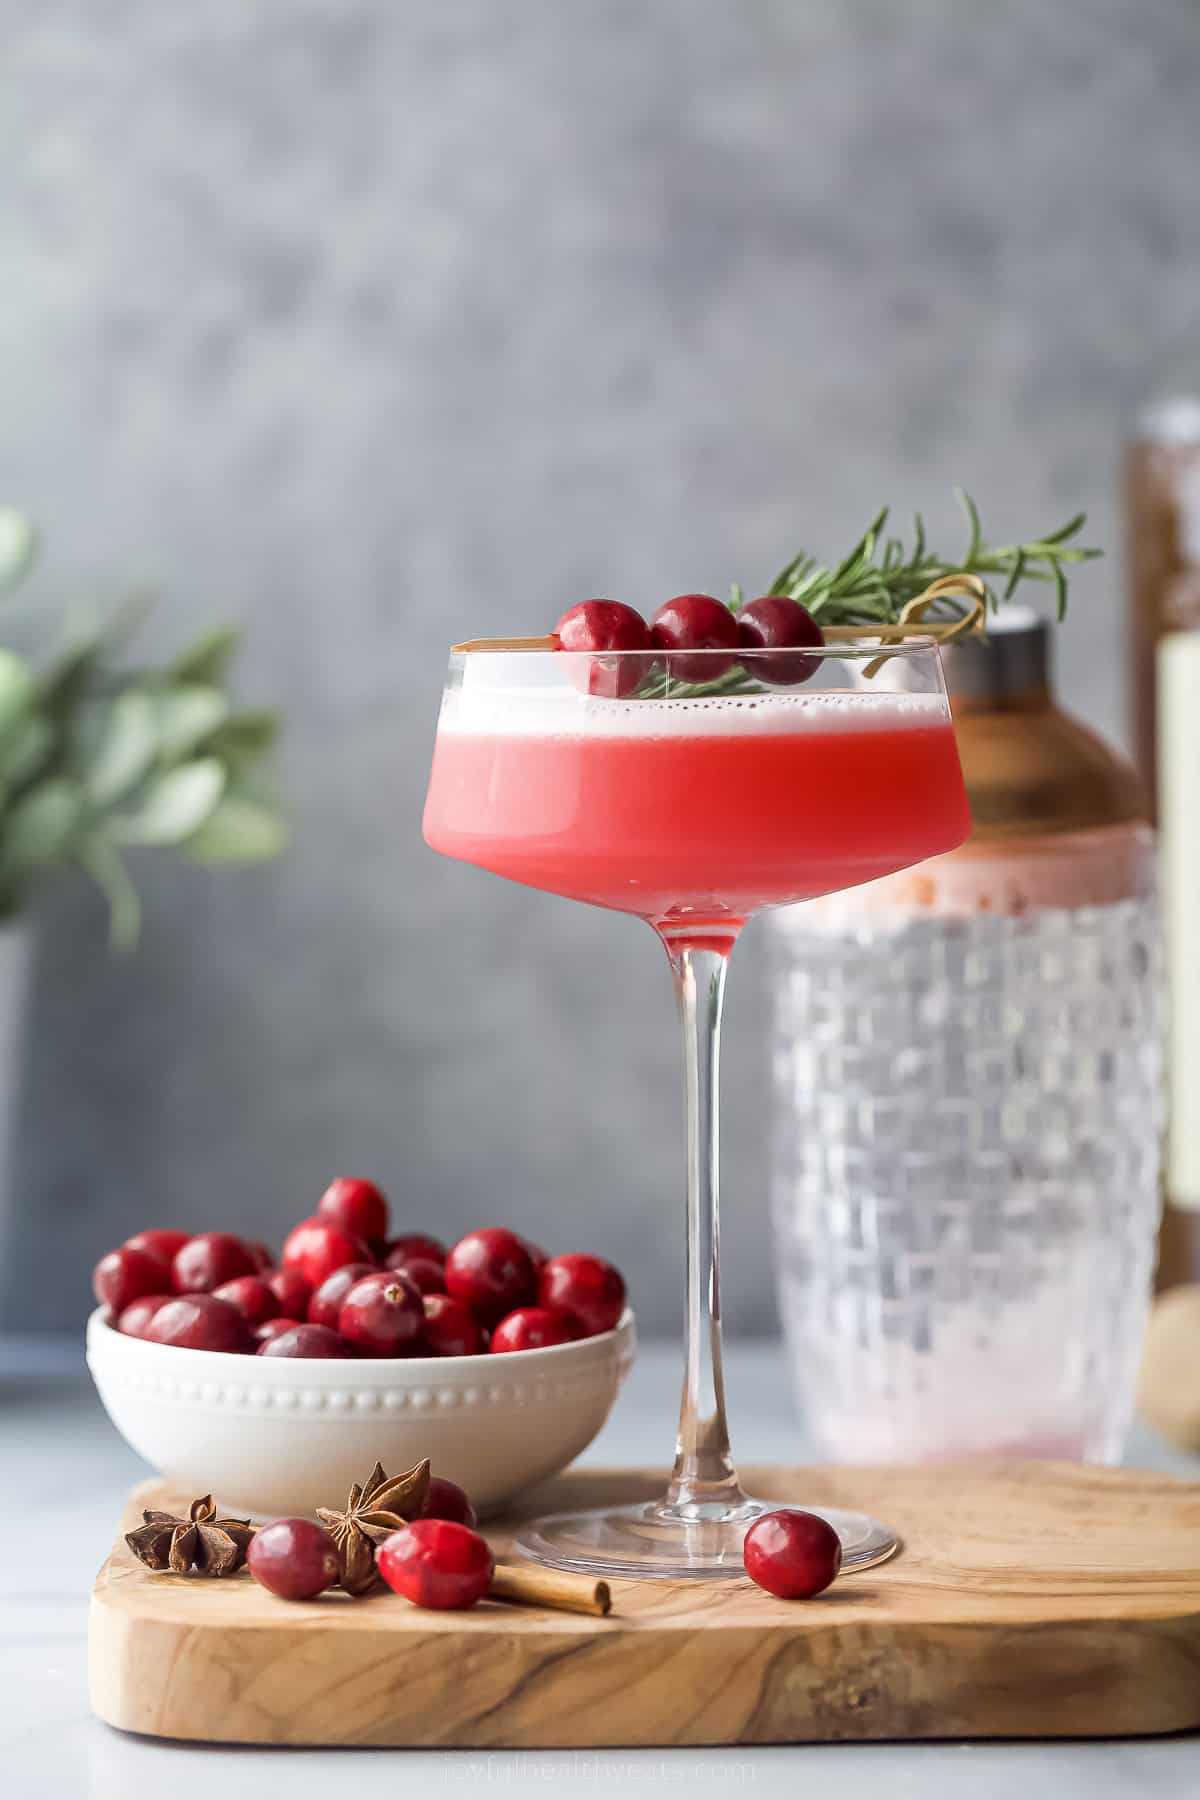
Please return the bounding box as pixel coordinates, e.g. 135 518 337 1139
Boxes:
86 1306 636 1518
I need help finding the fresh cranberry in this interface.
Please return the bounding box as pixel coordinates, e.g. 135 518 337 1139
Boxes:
490 1306 575 1353
213 1275 280 1328
737 595 824 685
146 1294 252 1353
444 1228 535 1325
115 1293 174 1339
306 1261 377 1329
256 1323 354 1359
267 1266 313 1318
421 1293 486 1357
743 1509 842 1599
125 1229 191 1264
555 600 654 698
338 1271 425 1356
376 1519 494 1610
254 1316 304 1346
282 1217 374 1290
318 1176 389 1244
246 1240 275 1272
388 1255 445 1298
384 1233 447 1269
93 1245 171 1314
172 1232 257 1294
419 1476 478 1530
538 1253 626 1337
246 1518 340 1601
650 593 740 682
521 1237 549 1276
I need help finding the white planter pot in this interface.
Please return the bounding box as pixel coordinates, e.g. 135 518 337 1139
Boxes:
0 920 36 1324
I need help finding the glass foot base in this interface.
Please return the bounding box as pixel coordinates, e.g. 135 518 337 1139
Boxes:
513 1496 898 1582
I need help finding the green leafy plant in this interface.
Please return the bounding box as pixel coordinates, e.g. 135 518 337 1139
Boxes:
0 507 286 947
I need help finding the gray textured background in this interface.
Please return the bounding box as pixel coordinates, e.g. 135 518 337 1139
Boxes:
2 0 1197 1333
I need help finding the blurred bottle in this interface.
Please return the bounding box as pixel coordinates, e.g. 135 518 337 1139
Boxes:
1125 396 1200 813
767 614 1162 1464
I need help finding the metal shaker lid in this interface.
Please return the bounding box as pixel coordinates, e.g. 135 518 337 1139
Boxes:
942 605 1049 704
941 608 1148 837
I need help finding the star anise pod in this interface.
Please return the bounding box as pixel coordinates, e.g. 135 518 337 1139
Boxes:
316 1458 431 1595
125 1495 256 1578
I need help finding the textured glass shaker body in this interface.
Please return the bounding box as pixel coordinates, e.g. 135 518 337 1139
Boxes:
767 620 1164 1464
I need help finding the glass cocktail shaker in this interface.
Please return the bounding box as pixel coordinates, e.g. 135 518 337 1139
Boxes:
767 614 1163 1463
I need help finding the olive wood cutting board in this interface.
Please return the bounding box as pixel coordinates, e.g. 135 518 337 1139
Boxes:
90 1462 1200 1747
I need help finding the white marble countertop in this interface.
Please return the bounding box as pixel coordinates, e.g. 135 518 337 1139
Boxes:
2 1337 1198 1800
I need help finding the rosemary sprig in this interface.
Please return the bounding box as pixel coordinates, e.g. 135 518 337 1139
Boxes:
762 488 1099 628
639 491 1099 698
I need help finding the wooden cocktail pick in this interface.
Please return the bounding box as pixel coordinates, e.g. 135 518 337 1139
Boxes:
452 634 559 652
450 575 986 657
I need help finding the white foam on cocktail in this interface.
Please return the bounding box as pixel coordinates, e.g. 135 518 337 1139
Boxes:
439 684 951 738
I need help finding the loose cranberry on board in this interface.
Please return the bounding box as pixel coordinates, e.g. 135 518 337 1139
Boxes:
419 1476 478 1530
247 1519 341 1601
743 1509 842 1599
376 1519 494 1610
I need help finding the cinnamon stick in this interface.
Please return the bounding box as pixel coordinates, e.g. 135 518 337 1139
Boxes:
489 1562 612 1617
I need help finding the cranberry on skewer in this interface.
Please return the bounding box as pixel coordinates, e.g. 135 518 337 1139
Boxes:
737 594 824 686
651 593 740 682
555 600 653 698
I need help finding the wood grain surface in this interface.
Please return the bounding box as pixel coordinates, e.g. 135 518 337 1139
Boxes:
89 1463 1200 1747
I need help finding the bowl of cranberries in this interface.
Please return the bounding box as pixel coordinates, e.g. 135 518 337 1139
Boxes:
86 1182 636 1519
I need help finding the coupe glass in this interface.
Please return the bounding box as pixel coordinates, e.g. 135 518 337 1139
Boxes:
423 639 970 1579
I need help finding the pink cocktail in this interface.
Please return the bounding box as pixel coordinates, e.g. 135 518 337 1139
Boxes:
426 690 967 940
424 643 969 1580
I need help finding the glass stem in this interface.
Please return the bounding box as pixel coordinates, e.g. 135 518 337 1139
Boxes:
661 941 747 1517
